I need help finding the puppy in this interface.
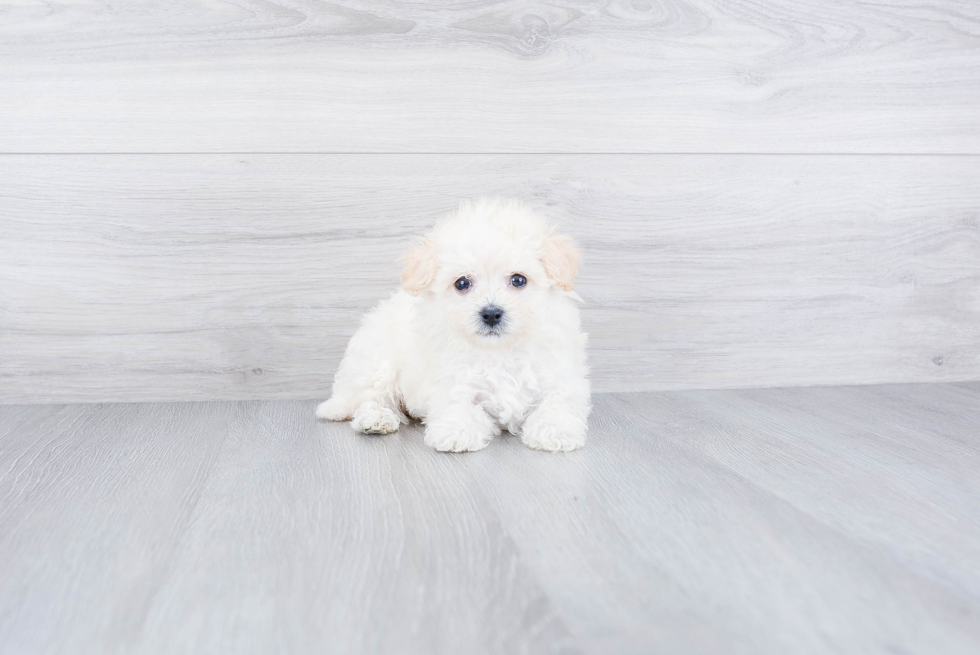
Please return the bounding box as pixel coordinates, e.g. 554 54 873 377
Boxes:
316 198 590 452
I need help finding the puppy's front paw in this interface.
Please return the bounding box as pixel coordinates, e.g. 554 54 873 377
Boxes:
423 406 497 453
521 410 586 452
424 423 492 452
350 403 400 435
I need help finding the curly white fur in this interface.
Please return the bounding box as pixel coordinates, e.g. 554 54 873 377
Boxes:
316 198 591 452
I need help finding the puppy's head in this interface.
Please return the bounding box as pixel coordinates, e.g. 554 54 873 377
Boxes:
401 198 580 348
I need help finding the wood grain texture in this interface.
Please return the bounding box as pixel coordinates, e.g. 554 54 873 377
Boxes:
0 402 233 654
135 401 578 655
1 0 979 153
1 385 978 653
2 154 978 403
469 386 980 653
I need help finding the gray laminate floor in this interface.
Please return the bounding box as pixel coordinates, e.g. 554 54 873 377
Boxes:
1 383 978 654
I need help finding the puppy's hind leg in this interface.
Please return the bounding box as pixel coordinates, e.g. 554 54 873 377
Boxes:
316 303 404 435
314 395 355 422
316 360 403 434
317 394 401 435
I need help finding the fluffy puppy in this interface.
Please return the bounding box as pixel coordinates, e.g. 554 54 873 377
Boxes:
316 198 590 452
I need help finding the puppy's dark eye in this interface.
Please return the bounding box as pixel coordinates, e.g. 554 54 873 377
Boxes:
510 274 527 288
454 276 471 292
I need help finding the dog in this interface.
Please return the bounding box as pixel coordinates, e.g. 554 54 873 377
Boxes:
316 198 590 452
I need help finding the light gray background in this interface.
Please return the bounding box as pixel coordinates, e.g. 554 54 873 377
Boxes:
2 0 979 403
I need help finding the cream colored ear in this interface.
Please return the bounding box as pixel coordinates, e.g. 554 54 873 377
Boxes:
541 233 580 291
400 238 438 295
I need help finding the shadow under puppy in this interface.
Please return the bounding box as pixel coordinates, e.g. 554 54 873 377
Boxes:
317 198 590 452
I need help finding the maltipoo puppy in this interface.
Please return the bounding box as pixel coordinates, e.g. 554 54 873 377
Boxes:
316 198 590 452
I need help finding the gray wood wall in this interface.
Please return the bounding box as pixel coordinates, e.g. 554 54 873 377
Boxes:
1 1 979 403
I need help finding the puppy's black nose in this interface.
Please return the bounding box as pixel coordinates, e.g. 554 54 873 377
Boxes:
480 305 504 327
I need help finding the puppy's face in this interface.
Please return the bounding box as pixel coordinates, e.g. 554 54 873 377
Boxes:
438 259 543 348
400 202 580 349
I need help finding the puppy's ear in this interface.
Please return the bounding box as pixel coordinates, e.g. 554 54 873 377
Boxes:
541 232 580 291
401 238 438 295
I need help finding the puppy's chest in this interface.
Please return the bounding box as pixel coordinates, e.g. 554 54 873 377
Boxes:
464 355 540 427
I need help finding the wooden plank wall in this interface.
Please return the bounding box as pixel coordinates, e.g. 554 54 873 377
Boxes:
1 1 978 403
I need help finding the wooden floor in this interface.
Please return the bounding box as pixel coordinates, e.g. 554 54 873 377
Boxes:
1 383 978 654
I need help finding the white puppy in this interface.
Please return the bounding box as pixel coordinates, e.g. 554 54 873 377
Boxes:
316 198 590 452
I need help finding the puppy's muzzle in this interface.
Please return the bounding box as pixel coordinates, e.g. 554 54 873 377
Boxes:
480 304 505 328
